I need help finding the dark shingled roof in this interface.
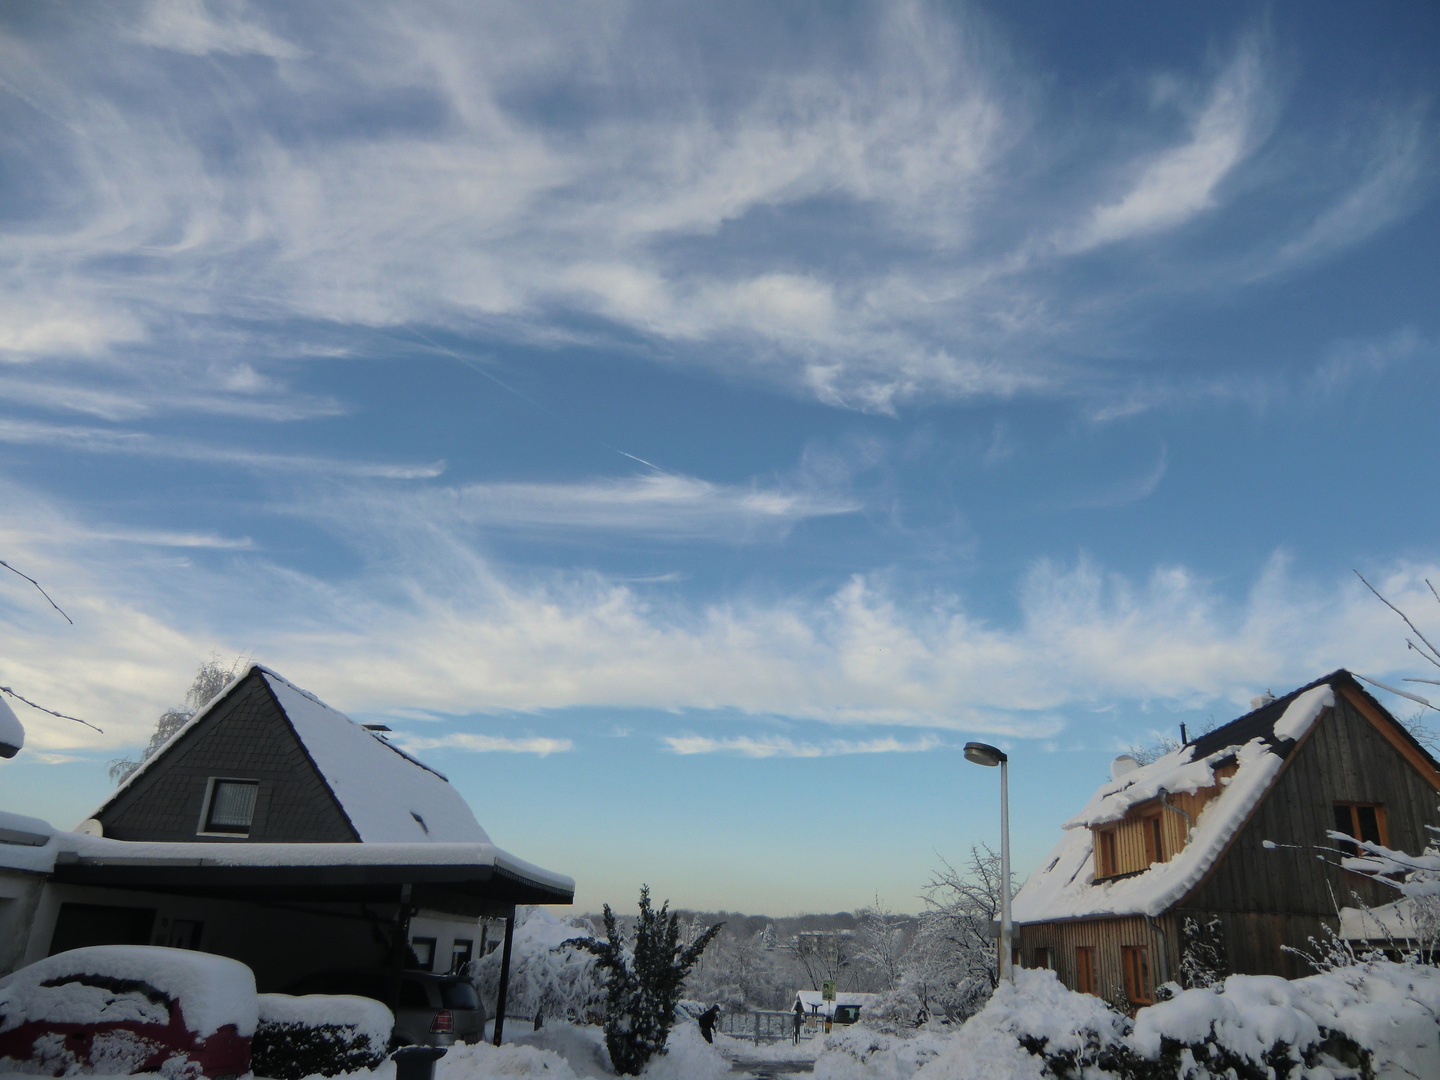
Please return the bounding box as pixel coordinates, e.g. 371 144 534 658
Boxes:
1186 668 1439 774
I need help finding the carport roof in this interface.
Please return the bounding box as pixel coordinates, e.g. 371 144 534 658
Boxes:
2 812 573 914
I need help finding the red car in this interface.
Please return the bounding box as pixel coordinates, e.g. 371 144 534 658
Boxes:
0 945 257 1079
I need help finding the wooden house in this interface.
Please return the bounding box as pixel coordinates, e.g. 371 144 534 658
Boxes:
1011 670 1440 1010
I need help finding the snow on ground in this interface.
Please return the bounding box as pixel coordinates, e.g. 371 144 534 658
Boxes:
714 1030 822 1061
812 1027 954 1080
443 1019 739 1080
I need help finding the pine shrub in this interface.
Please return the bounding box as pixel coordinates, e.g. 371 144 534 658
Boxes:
564 885 723 1075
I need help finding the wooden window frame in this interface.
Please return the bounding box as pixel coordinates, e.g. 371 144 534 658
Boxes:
1143 814 1164 866
1031 946 1050 970
1096 828 1119 878
1075 946 1097 996
1122 945 1152 1006
1332 802 1389 856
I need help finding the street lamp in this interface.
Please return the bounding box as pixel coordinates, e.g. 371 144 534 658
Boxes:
964 741 1012 985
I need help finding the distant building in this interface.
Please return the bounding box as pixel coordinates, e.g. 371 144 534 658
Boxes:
1012 670 1440 1010
793 990 879 1024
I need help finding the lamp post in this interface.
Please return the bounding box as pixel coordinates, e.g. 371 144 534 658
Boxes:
963 741 1012 985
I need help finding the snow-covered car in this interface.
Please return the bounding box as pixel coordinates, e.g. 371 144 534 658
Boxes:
284 969 485 1047
0 945 257 1079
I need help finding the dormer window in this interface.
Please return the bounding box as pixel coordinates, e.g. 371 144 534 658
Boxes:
1143 814 1164 865
199 778 259 836
1097 828 1119 877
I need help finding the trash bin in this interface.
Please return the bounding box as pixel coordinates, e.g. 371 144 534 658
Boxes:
392 1045 447 1080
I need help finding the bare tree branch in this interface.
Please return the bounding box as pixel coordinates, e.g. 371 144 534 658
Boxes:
0 560 72 624
1355 570 1440 667
0 686 101 733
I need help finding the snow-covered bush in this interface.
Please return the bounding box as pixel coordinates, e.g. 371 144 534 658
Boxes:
813 1026 950 1080
251 993 391 1079
910 962 1440 1080
564 886 722 1075
468 907 606 1024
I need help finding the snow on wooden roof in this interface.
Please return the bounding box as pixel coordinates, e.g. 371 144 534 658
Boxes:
99 663 488 845
1012 682 1335 923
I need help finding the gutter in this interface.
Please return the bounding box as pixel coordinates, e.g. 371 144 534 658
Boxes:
1160 791 1193 840
1145 914 1171 987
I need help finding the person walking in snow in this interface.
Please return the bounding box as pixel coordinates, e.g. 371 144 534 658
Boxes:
698 1005 720 1044
792 999 804 1044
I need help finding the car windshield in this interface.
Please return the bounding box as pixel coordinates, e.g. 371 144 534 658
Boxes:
440 980 479 1010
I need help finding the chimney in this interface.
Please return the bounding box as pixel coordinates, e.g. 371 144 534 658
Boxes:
1250 690 1276 710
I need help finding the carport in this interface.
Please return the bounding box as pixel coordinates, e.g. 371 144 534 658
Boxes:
13 822 574 1046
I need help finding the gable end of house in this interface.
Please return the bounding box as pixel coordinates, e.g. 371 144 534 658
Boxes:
96 668 359 843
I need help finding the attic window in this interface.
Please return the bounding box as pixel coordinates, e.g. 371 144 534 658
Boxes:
1333 802 1387 857
201 779 259 835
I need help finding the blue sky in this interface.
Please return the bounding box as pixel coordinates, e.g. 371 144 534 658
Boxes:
1 0 1438 914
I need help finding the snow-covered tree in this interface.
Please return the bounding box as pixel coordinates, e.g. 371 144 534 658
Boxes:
789 928 853 991
905 844 1015 1022
108 654 245 781
565 886 722 1075
469 908 606 1024
852 898 910 992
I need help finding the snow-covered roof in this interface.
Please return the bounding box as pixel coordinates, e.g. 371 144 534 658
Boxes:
98 663 488 845
0 808 574 896
1013 682 1336 923
794 990 879 1016
0 694 23 755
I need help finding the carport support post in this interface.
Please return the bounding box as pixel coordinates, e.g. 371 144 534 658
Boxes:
389 883 413 1012
492 906 516 1046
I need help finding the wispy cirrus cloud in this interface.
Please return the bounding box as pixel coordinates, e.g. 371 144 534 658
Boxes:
393 732 572 756
1063 40 1269 252
7 474 1435 753
0 418 443 479
663 733 947 758
313 471 861 541
0 4 1418 417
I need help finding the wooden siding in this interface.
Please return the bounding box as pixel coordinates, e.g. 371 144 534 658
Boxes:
1019 915 1178 1011
1093 762 1238 880
100 670 359 844
1174 694 1440 976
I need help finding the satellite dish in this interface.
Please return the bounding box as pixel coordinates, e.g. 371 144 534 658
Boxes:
0 695 24 759
1110 754 1140 781
74 819 104 837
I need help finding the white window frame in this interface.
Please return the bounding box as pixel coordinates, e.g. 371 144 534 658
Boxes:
196 777 261 837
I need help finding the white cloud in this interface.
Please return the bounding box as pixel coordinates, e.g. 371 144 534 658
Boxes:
309 471 860 542
663 733 946 757
128 0 304 59
4 477 1433 755
1065 41 1267 251
393 732 572 756
0 419 444 479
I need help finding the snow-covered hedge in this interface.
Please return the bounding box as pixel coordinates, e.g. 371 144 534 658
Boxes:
251 993 391 1079
900 962 1440 1080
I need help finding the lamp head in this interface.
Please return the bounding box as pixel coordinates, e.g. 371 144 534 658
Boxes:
963 741 1006 767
